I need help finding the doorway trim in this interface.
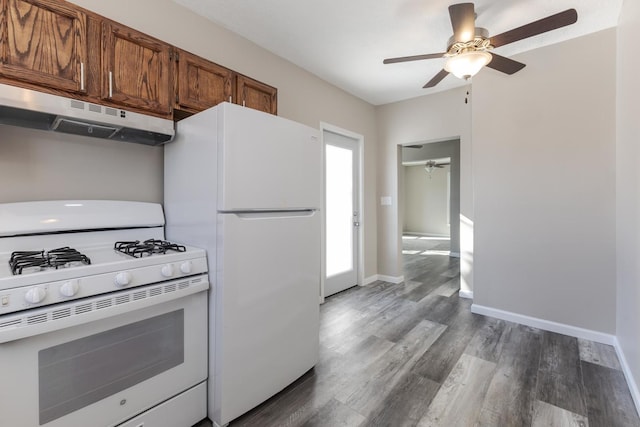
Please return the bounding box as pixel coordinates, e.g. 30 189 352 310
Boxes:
320 122 364 303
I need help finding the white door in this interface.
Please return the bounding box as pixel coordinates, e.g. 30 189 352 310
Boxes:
324 129 360 297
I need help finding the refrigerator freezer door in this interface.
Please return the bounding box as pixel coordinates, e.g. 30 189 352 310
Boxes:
213 210 320 425
217 103 321 211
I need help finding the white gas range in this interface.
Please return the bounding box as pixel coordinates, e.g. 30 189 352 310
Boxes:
0 200 209 427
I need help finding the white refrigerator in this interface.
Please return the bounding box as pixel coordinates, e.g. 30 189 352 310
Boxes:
164 102 321 427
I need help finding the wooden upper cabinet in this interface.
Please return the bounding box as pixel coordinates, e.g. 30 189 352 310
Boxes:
176 49 233 113
0 1 277 119
0 0 87 93
101 21 172 115
236 74 277 115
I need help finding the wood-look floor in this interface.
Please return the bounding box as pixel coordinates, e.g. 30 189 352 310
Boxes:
197 235 640 427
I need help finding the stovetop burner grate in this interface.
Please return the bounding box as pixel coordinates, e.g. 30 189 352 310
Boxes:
114 239 187 258
9 247 92 275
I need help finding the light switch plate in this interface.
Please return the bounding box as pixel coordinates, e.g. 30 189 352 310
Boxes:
381 196 392 206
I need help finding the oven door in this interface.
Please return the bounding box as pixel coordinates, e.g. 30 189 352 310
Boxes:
0 283 208 427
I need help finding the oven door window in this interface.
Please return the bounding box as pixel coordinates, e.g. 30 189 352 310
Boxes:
38 309 184 425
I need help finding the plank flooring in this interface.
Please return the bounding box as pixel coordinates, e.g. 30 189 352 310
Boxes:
196 235 640 427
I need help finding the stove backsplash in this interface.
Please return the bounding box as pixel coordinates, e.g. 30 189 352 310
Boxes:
0 125 163 203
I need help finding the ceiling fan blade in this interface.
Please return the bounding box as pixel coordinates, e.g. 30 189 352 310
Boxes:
490 9 577 48
449 3 476 43
383 53 444 64
423 69 449 88
486 53 526 75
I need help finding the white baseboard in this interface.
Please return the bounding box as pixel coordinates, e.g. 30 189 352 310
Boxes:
613 337 640 417
363 274 405 285
376 274 405 284
403 232 450 238
363 275 379 286
470 304 616 345
458 290 473 299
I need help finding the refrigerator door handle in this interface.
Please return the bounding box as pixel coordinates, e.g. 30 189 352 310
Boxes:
221 209 318 219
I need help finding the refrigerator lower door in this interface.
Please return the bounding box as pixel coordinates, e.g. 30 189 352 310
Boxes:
212 210 320 426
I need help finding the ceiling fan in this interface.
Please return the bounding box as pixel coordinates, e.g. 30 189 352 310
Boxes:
383 3 578 88
424 159 447 169
424 160 447 176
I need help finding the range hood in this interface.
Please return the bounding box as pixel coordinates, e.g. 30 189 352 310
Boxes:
0 83 174 145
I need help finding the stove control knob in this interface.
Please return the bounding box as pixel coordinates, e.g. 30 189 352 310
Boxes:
60 280 79 297
161 264 174 278
180 261 192 274
25 287 46 304
114 271 132 287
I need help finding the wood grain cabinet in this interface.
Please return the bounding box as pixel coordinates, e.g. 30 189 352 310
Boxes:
101 21 172 115
236 74 277 115
175 49 233 114
0 0 88 93
0 0 277 119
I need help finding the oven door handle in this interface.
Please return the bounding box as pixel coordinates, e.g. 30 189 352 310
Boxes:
0 275 209 344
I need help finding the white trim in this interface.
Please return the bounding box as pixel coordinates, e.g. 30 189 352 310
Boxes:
318 125 326 304
363 275 379 286
377 274 405 284
470 304 616 345
613 337 640 416
458 290 473 299
320 123 365 299
402 232 451 238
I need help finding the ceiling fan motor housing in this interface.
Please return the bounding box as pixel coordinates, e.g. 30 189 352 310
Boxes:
445 27 492 56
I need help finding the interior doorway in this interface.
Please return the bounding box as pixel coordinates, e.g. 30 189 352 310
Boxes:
400 139 461 280
322 125 363 299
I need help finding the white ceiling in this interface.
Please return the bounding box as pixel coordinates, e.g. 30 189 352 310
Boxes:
173 0 622 106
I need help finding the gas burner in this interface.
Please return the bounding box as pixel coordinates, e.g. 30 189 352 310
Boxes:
114 239 187 258
9 247 91 275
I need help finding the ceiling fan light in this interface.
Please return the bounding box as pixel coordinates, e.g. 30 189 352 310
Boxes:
445 51 492 80
424 160 437 174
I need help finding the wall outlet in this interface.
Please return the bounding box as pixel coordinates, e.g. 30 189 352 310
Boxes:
381 196 392 206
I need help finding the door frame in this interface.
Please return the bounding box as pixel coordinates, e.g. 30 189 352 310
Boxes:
320 122 364 303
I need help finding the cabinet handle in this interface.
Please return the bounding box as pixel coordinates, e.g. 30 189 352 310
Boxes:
108 71 113 98
80 62 85 91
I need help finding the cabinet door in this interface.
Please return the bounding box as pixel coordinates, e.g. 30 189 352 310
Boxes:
0 0 87 93
101 21 171 115
236 74 277 115
176 49 233 113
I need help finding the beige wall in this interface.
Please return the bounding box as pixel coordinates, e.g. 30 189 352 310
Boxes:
1 0 378 278
375 87 473 292
472 29 617 333
616 0 640 407
0 126 164 203
403 165 451 236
